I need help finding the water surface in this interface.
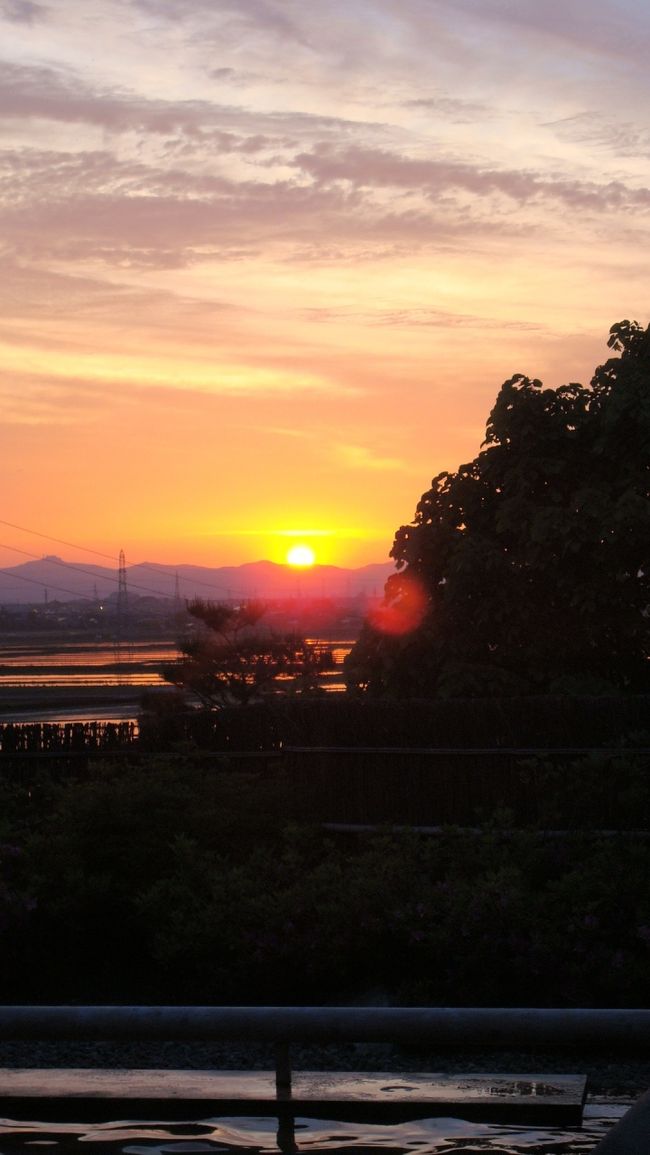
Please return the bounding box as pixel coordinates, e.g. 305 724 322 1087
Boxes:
0 639 354 721
0 1103 630 1154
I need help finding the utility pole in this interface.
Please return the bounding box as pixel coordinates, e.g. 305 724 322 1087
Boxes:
115 549 130 663
173 570 185 629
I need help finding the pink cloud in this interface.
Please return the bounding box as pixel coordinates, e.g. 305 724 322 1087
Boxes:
294 143 650 214
0 0 45 23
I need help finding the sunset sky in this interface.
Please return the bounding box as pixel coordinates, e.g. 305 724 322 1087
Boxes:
3 0 650 571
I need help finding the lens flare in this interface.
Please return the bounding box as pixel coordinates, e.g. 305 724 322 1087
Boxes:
369 574 427 636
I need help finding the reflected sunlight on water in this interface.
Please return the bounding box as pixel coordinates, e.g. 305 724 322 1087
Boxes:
0 643 177 688
0 641 353 691
0 1104 631 1155
0 674 161 686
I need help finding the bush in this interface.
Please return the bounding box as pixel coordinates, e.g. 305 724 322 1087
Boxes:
2 756 650 1006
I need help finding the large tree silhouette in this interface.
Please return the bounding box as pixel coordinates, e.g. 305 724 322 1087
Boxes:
346 321 650 697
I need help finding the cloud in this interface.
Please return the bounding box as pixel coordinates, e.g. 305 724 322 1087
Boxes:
0 60 244 137
402 94 491 123
0 0 46 23
0 357 347 427
373 309 544 331
0 144 368 266
0 375 108 426
545 111 650 160
134 0 302 41
5 127 650 279
293 143 650 215
3 7 650 279
0 259 238 343
0 58 386 171
303 306 545 332
429 0 650 66
338 444 404 471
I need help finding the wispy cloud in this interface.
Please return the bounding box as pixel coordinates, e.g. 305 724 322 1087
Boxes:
337 444 404 471
134 0 304 41
301 305 545 332
545 111 650 160
0 357 355 429
294 143 650 215
402 94 491 123
0 0 46 24
0 375 109 426
0 59 379 144
0 149 367 267
429 0 650 66
6 127 650 280
0 260 238 338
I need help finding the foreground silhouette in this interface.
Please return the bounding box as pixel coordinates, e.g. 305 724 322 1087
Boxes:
347 321 650 698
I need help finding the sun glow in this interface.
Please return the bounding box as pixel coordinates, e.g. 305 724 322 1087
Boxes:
286 543 316 568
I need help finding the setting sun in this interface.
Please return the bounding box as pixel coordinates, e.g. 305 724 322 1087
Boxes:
286 544 316 568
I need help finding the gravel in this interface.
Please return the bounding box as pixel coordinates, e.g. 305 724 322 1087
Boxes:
0 1039 648 1097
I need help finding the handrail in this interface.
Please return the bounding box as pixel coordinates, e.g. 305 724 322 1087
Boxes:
2 744 647 760
285 746 650 755
322 823 650 838
2 1006 646 1128
2 1006 650 1048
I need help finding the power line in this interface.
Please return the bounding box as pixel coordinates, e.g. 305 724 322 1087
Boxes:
0 568 96 603
0 522 244 600
129 560 232 596
0 535 180 600
0 519 117 562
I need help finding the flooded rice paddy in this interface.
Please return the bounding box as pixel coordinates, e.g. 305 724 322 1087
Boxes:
0 642 178 688
0 638 353 721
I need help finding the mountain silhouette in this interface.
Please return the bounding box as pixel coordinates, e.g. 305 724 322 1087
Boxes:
0 556 395 603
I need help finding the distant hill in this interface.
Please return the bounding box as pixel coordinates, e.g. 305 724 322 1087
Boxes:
0 555 395 604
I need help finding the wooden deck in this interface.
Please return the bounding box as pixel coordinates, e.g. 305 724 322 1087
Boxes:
0 1068 587 1125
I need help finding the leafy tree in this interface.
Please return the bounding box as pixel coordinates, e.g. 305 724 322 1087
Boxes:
164 599 332 707
346 321 650 697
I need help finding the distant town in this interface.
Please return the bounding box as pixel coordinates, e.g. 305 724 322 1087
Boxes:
0 555 393 643
0 590 376 640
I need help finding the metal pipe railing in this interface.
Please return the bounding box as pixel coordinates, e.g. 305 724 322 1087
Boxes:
2 1006 647 1144
2 1006 650 1049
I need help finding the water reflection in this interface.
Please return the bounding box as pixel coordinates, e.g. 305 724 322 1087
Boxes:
0 1104 631 1155
0 640 352 692
0 642 177 688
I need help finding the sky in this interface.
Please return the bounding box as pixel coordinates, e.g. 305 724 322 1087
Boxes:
2 0 650 571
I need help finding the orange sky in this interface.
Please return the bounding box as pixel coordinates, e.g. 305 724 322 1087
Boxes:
3 0 650 570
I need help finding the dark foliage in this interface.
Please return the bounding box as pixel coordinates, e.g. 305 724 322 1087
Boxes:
137 692 650 751
164 599 333 707
346 321 650 697
2 755 650 1007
